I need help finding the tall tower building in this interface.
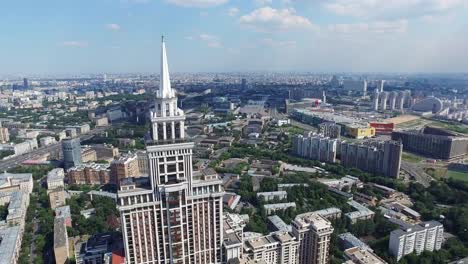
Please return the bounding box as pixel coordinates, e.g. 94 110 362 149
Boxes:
118 38 224 264
62 138 82 170
292 212 334 264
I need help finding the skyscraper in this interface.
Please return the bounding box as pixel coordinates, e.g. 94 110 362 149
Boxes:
118 38 224 264
23 78 29 89
62 138 82 170
292 212 334 264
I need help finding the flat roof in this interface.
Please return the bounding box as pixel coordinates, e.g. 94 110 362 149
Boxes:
0 226 21 262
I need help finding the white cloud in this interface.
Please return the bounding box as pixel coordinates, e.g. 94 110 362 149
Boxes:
259 38 297 48
187 34 223 48
166 0 228 8
253 0 272 6
328 20 408 34
106 23 121 31
60 41 88 48
228 7 240 16
239 7 318 32
324 0 466 18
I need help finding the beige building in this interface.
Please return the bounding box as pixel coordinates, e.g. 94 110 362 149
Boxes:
292 212 334 264
90 144 119 159
110 154 140 185
81 148 97 163
244 231 299 264
118 40 224 264
0 127 10 143
49 188 66 210
53 218 69 264
344 247 388 264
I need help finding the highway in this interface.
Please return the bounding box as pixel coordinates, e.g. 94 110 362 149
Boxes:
0 128 106 171
400 161 433 187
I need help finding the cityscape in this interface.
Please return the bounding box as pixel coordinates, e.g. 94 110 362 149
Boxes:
1 1 468 264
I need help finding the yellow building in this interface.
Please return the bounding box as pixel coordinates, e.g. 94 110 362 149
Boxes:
344 124 375 139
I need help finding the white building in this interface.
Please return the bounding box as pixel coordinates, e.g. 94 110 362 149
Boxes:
223 213 246 263
264 202 296 215
292 212 334 264
244 231 299 264
257 191 287 202
0 172 34 194
46 168 65 190
345 200 375 224
293 135 337 163
39 136 56 147
118 39 224 264
389 221 444 261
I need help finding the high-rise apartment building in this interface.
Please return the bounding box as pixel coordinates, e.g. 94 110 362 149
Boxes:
62 138 82 170
340 140 402 178
243 231 299 264
0 126 9 143
389 221 443 261
318 122 341 139
293 135 337 163
118 38 224 264
292 212 334 264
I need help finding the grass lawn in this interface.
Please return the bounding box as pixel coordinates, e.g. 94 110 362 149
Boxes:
447 170 468 182
402 152 424 163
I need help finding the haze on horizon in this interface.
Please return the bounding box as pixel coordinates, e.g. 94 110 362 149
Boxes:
1 0 468 75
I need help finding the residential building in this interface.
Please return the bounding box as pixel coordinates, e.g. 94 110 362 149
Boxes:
345 200 375 224
67 163 110 185
49 187 66 210
90 144 119 159
0 127 9 143
47 168 65 190
223 213 246 263
79 232 123 264
389 221 444 261
340 140 402 178
292 212 334 264
0 172 34 194
243 231 299 264
54 218 69 264
264 202 296 215
39 136 56 147
267 215 291 232
257 191 287 202
110 154 140 185
343 247 387 264
293 135 338 163
55 205 72 227
319 122 341 139
338 232 372 251
62 138 82 170
81 147 97 163
0 225 23 264
118 39 224 264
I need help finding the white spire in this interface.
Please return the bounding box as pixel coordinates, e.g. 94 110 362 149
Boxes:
158 36 174 98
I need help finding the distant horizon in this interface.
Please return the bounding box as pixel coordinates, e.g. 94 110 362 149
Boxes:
2 71 468 80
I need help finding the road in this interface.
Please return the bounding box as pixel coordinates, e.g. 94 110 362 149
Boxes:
400 161 433 187
0 127 106 171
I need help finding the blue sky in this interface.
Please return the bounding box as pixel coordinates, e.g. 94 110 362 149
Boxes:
1 0 468 74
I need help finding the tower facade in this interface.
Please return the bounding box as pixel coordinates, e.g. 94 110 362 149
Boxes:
118 39 224 264
62 138 82 171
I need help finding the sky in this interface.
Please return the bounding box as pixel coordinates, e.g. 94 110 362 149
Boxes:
1 0 468 75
